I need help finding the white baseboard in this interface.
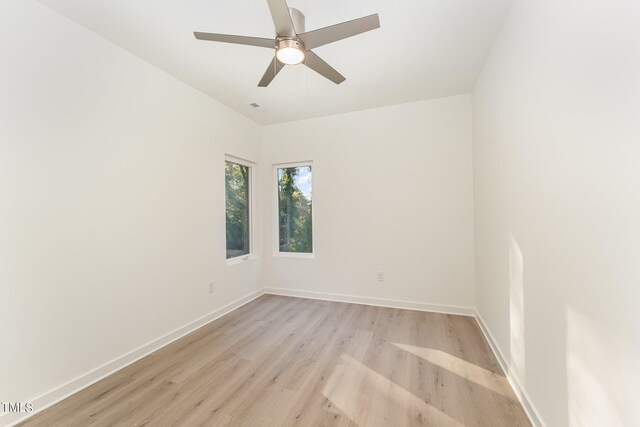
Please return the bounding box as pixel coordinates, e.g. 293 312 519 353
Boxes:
474 312 545 427
263 287 476 316
3 289 265 427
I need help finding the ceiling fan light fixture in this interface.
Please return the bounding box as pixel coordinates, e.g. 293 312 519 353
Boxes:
194 0 381 86
276 39 305 65
276 47 305 65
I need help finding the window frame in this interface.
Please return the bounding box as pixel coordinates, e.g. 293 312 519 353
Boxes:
225 154 258 265
272 161 315 259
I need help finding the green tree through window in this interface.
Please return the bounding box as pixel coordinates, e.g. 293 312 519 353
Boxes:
278 165 312 253
225 161 250 259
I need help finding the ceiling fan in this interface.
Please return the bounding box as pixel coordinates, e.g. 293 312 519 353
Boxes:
194 0 380 87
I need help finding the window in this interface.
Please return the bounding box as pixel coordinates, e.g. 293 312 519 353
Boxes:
225 158 252 260
276 163 313 255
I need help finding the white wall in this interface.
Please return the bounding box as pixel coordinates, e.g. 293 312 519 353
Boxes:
0 1 262 421
10 1 639 425
473 0 640 425
260 95 476 311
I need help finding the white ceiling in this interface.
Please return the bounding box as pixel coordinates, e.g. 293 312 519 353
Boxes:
39 0 512 124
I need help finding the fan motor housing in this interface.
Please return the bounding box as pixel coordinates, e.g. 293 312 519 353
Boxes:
276 38 305 51
275 8 305 51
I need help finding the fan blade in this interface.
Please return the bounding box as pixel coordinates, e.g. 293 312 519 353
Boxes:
299 14 380 50
194 32 275 48
258 57 285 87
304 51 345 85
267 0 296 37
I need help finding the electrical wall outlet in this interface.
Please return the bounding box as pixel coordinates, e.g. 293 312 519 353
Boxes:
377 272 385 282
209 282 215 293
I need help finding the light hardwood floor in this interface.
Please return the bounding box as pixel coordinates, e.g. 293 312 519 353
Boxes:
20 295 530 426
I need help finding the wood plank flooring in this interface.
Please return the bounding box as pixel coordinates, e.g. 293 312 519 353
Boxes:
20 295 530 426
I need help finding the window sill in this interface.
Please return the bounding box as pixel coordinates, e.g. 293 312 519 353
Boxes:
226 255 258 266
273 252 315 259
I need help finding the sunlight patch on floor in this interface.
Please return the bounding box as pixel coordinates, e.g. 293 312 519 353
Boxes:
391 343 511 397
322 354 464 426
